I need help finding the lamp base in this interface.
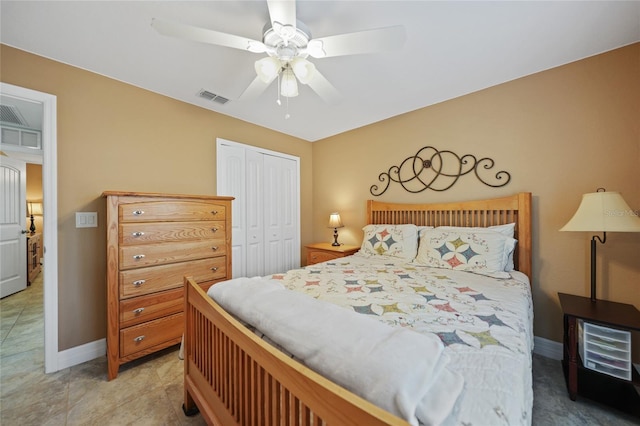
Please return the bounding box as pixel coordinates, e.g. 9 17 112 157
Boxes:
29 215 36 233
589 233 607 303
332 228 340 246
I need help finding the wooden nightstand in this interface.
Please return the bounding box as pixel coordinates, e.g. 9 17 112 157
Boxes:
558 292 640 418
305 243 359 265
26 233 41 285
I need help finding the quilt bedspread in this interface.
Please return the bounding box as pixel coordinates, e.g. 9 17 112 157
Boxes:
267 253 534 426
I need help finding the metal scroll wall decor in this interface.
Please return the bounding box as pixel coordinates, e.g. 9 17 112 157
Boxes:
370 146 511 196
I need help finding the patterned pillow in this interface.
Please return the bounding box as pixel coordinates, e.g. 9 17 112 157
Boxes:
413 228 515 278
437 224 517 271
360 224 419 259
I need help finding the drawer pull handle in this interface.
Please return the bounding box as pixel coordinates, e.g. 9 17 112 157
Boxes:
132 279 146 287
133 254 145 260
211 246 219 251
211 210 218 215
133 308 145 315
132 231 145 237
134 335 145 342
211 227 218 233
132 210 145 216
211 267 218 272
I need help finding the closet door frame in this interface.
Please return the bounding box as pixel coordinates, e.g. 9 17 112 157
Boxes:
216 138 300 277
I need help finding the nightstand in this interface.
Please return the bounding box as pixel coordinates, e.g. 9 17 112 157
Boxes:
305 243 359 265
558 292 640 417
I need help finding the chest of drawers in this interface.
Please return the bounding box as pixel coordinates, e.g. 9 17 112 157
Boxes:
103 191 233 380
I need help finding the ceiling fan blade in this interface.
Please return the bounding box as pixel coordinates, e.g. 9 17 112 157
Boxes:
151 18 266 53
306 69 343 105
239 74 278 101
307 25 406 58
267 0 296 39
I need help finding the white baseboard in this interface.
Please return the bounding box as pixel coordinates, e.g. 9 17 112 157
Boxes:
52 336 639 375
533 335 563 360
56 338 106 371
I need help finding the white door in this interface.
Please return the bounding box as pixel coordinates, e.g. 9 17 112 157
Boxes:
217 139 300 278
263 154 298 275
245 149 265 277
0 156 28 298
217 143 246 278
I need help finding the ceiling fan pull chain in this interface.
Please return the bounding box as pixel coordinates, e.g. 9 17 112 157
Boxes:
276 73 282 106
285 96 291 120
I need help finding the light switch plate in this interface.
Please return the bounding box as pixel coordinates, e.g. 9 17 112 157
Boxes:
76 212 98 228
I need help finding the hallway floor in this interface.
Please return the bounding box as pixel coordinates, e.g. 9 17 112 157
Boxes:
0 272 205 425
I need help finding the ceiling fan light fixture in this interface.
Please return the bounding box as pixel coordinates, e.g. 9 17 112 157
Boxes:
255 57 282 83
280 67 299 97
291 58 316 84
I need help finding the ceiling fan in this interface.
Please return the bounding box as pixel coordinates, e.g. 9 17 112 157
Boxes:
151 0 406 105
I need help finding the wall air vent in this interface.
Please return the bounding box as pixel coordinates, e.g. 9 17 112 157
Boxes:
0 104 29 126
198 90 229 105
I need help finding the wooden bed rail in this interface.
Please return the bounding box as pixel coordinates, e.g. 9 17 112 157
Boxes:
183 277 409 426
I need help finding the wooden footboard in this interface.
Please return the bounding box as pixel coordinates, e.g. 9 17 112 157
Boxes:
183 277 408 426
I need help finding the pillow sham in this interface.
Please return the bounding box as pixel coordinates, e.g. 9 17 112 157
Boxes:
437 224 517 271
360 224 419 259
413 228 516 278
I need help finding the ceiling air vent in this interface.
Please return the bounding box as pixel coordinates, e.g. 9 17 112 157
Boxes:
0 104 29 126
198 90 229 105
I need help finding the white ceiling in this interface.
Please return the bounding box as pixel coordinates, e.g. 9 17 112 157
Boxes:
1 1 639 142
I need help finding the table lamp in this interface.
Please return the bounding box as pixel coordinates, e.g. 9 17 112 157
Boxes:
27 200 43 234
560 188 640 302
328 212 344 246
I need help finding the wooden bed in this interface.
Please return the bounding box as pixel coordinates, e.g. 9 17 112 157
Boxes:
183 192 532 425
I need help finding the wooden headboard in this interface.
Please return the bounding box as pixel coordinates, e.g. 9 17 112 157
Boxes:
366 192 532 281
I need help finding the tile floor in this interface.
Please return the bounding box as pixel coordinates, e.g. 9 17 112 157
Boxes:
2 270 639 425
0 272 205 426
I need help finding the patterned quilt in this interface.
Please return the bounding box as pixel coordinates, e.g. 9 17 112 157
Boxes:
267 252 534 426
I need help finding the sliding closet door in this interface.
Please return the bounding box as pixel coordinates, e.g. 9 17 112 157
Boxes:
245 149 265 277
217 139 300 278
217 143 246 278
263 153 298 275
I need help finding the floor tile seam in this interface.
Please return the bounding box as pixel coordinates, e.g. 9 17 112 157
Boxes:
0 308 24 346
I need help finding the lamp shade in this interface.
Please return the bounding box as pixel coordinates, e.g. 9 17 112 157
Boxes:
291 58 316 85
328 212 343 229
560 191 640 232
280 66 299 97
255 57 281 83
27 200 43 216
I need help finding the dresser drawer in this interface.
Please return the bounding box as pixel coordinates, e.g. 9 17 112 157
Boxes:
120 239 226 270
119 257 227 298
120 221 226 245
120 312 183 357
120 201 226 222
120 288 183 328
307 250 341 265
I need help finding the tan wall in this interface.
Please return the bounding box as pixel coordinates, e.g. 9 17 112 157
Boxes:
312 43 640 353
1 45 313 351
2 42 638 357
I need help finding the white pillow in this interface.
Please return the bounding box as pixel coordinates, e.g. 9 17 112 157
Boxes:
360 224 419 259
413 228 516 278
437 224 517 271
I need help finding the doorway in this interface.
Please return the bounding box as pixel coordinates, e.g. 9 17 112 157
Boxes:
0 82 58 373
